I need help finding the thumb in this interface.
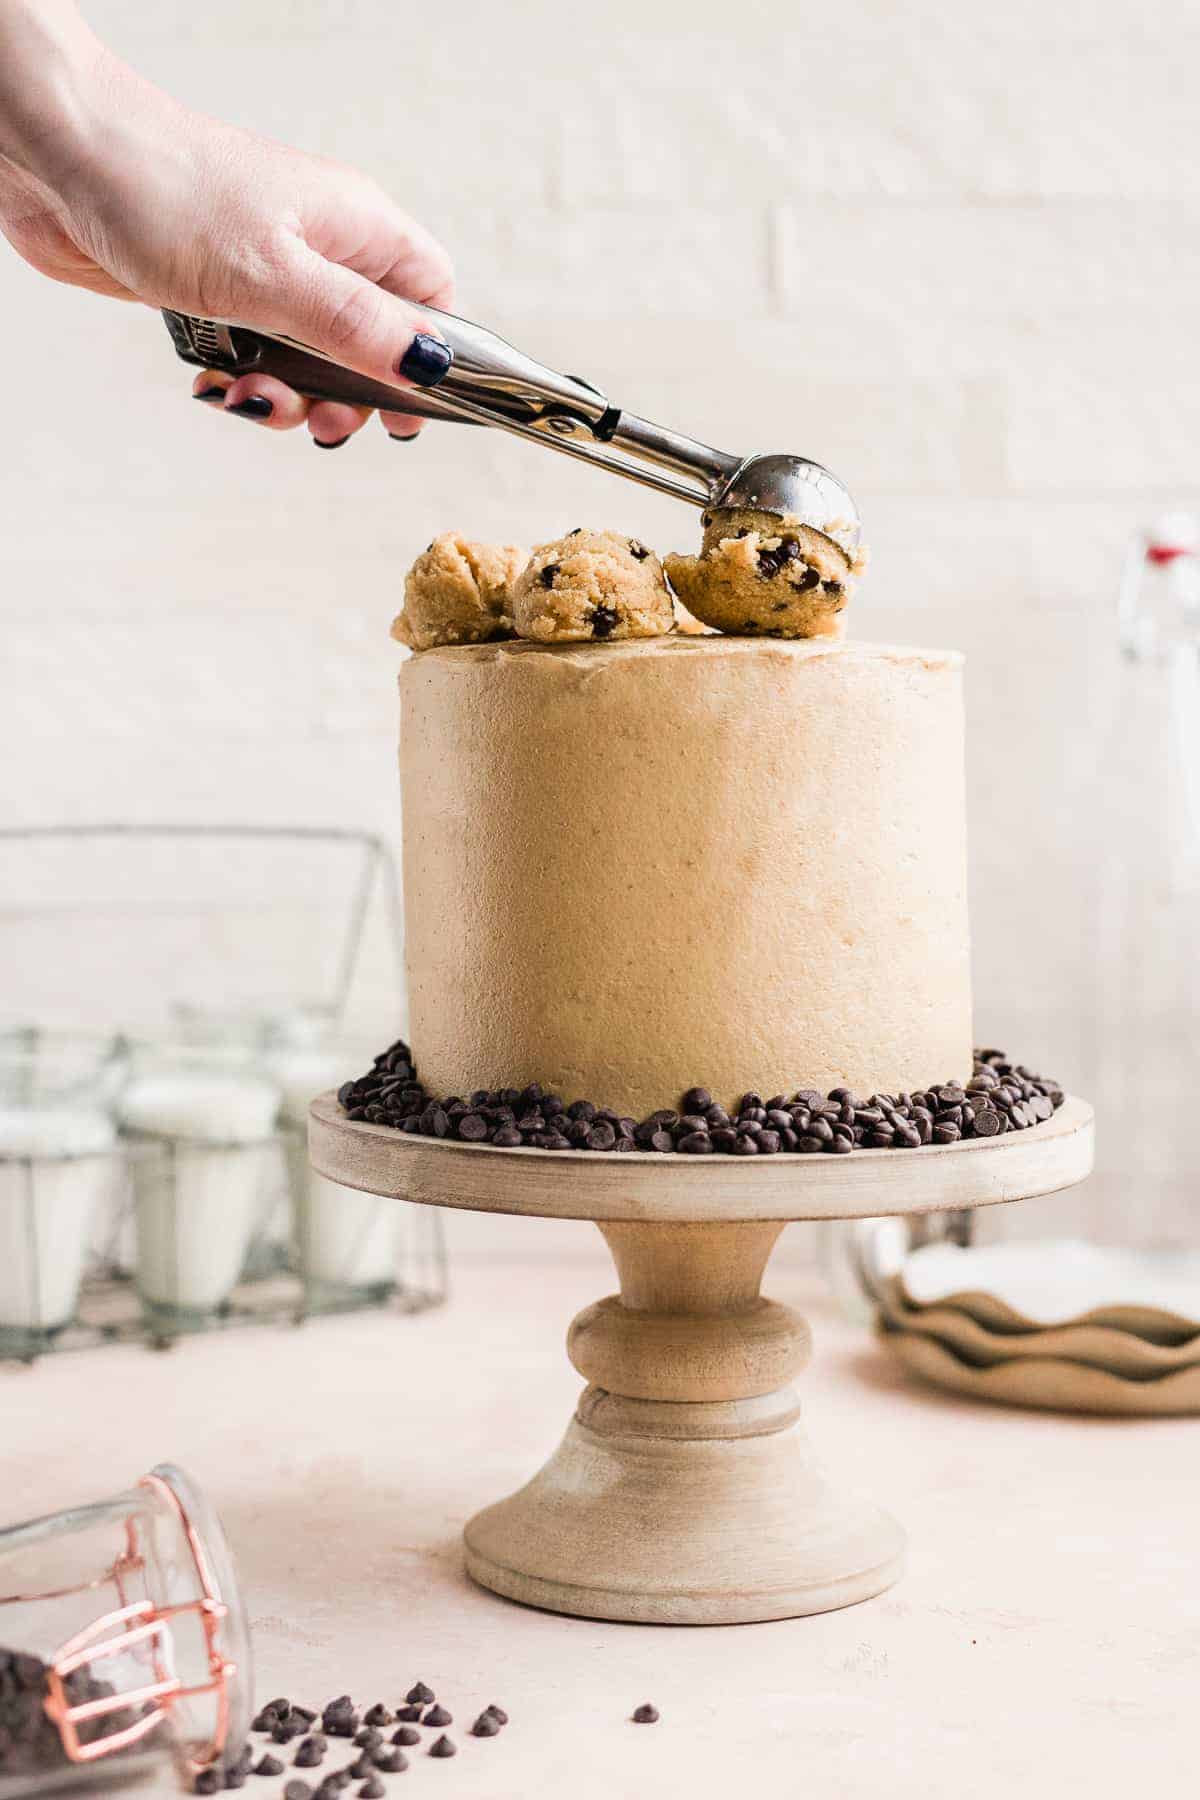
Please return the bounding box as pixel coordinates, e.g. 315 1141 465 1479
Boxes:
268 250 453 390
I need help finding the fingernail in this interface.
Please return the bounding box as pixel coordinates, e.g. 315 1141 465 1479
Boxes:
226 396 274 420
397 333 453 388
313 434 350 450
193 387 227 403
387 431 420 443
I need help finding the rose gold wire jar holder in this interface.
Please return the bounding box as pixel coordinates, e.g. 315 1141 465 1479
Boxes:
37 1474 235 1772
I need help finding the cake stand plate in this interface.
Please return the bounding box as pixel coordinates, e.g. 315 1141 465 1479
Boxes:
310 1094 1094 1625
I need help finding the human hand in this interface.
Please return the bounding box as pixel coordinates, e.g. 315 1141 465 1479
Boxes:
0 6 454 447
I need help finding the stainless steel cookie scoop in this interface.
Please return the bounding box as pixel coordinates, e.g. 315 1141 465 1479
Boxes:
162 305 861 559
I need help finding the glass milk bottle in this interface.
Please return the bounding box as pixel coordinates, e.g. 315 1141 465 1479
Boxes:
1085 512 1200 1244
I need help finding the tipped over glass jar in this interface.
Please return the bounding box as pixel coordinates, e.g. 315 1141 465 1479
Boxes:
0 1465 252 1795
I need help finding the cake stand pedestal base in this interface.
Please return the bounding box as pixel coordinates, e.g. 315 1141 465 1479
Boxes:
309 1091 1094 1626
465 1221 903 1624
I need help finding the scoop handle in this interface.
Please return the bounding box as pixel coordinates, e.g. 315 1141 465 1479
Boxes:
162 306 738 503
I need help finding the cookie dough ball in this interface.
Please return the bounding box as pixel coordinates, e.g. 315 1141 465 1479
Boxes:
391 533 526 651
512 529 674 644
665 509 866 640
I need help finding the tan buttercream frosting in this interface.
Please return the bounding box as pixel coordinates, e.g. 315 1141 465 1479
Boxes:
400 636 973 1117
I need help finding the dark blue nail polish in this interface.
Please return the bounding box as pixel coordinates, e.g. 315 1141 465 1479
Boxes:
397 333 453 388
193 387 227 403
387 431 420 442
313 434 350 450
226 396 274 420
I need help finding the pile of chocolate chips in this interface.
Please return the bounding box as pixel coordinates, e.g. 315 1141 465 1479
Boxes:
338 1045 1064 1157
0 1645 153 1778
196 1688 508 1795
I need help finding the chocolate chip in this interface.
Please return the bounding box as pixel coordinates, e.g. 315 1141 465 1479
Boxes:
632 1704 659 1724
283 1784 312 1800
492 1126 522 1146
254 1755 285 1776
392 1726 421 1746
484 1705 509 1725
756 537 802 578
358 1781 386 1799
933 1122 960 1144
972 1109 1000 1137
539 562 559 589
678 1131 713 1154
195 1774 221 1796
423 1705 452 1727
457 1113 488 1140
354 1727 382 1748
471 1713 502 1737
274 1721 305 1744
628 539 650 559
395 1705 424 1722
590 604 619 638
294 1738 325 1767
429 1735 457 1758
374 1749 407 1772
224 1771 247 1790
587 1120 617 1151
682 1086 712 1112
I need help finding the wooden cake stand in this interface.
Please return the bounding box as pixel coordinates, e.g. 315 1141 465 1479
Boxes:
310 1093 1094 1626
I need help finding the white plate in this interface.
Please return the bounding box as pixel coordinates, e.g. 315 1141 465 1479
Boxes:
899 1240 1200 1343
881 1324 1200 1416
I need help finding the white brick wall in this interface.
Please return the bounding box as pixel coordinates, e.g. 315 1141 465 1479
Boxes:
3 0 1199 1256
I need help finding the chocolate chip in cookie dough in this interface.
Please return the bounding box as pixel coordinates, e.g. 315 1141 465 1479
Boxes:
756 537 802 579
628 539 650 560
539 562 560 589
590 604 619 638
796 565 821 591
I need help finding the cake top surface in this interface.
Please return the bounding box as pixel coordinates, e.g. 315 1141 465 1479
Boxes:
402 635 964 676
